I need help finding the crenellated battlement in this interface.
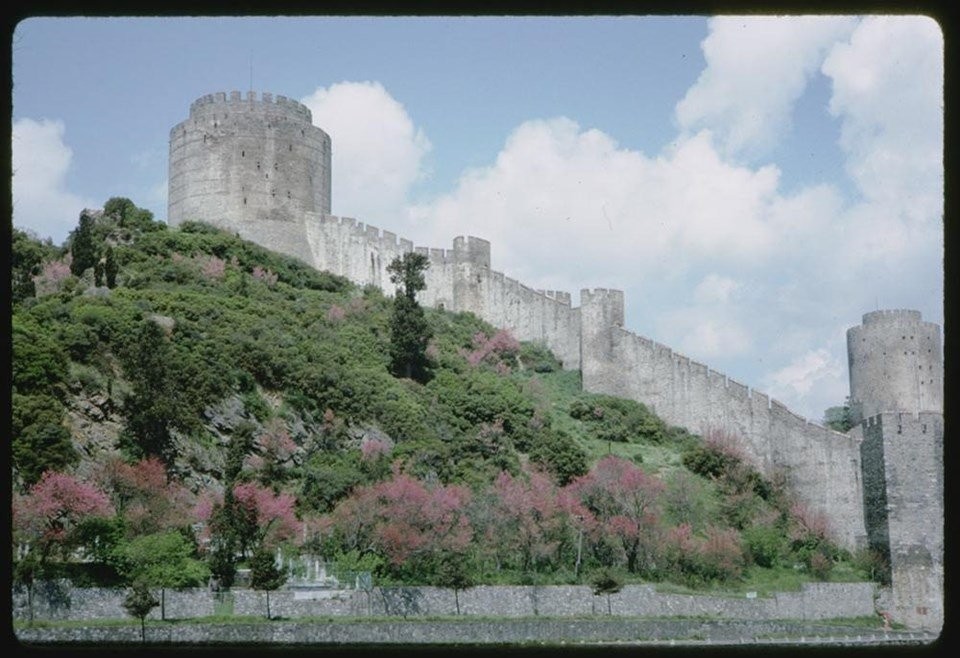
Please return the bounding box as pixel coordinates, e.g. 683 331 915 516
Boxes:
189 91 313 122
860 309 923 325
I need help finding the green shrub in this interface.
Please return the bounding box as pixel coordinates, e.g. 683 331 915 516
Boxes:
743 524 788 568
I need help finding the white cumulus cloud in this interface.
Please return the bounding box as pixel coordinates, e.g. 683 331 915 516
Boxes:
301 81 431 225
12 117 98 243
822 15 943 224
407 120 780 291
762 348 848 421
693 273 741 305
676 16 858 159
674 314 752 360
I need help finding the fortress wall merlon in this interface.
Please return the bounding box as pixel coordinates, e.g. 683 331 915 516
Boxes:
415 247 429 256
727 379 748 400
749 390 771 409
382 231 398 247
189 91 312 122
429 248 447 265
400 238 413 252
862 309 923 325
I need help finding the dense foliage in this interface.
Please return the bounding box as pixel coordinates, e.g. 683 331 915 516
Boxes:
11 200 878 595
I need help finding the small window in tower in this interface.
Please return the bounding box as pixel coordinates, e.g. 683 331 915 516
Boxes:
289 144 293 152
265 173 269 180
241 150 245 157
922 424 927 433
274 162 278 171
902 336 906 340
271 191 275 198
287 191 291 199
301 129 305 137
243 197 247 205
919 365 923 370
257 162 261 170
203 134 207 143
897 425 902 434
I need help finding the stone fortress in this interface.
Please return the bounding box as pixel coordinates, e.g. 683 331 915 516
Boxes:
168 91 943 630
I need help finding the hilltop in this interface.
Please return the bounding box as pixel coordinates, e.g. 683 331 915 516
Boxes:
11 199 881 594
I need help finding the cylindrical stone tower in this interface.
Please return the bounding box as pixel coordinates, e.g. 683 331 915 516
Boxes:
847 309 943 423
168 91 331 228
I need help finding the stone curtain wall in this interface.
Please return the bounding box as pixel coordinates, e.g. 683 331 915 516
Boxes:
12 582 875 623
299 213 584 369
578 292 867 550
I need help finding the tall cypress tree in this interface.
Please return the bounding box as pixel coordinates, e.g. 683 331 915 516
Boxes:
70 212 98 276
104 244 119 288
387 253 432 383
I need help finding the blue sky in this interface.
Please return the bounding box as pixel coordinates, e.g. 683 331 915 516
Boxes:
12 16 944 422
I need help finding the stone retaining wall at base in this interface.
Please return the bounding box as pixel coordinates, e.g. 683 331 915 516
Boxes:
12 582 876 623
15 619 932 646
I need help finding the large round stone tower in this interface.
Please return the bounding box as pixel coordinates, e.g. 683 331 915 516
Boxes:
846 309 943 424
168 91 331 228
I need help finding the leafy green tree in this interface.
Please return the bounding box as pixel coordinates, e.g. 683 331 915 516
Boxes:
104 197 138 223
123 581 159 642
527 429 588 486
12 317 68 395
11 229 53 304
249 546 286 619
824 402 854 433
104 196 162 233
115 530 209 619
432 551 475 615
70 211 99 276
387 253 432 382
12 393 77 487
591 567 624 615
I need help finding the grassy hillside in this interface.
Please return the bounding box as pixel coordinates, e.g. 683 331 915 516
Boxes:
10 200 883 594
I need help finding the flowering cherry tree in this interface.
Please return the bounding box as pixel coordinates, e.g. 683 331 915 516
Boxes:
484 466 581 572
94 457 194 536
231 481 302 549
327 466 472 575
13 471 114 560
463 329 521 371
568 456 665 574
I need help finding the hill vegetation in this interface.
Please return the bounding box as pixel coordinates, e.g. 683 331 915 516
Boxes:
11 199 885 599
